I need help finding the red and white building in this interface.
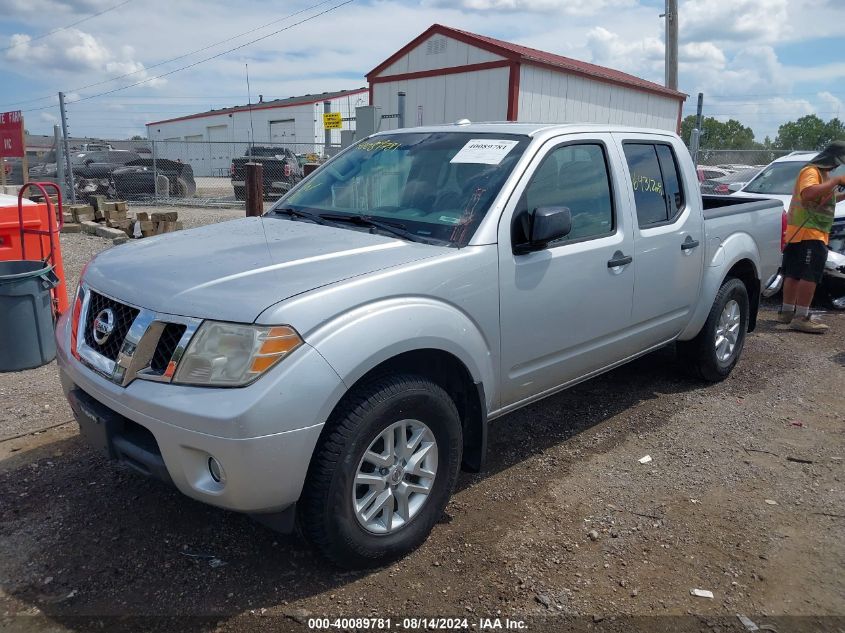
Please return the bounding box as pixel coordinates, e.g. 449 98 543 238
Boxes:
145 88 368 176
367 25 685 132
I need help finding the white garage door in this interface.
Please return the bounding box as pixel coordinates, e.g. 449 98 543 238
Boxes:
269 119 296 150
207 125 230 175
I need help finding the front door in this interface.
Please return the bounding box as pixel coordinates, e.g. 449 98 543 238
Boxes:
498 135 637 408
614 136 704 345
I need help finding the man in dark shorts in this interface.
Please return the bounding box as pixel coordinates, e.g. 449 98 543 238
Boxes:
779 141 845 333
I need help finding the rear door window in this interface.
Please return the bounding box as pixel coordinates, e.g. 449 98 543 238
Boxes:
623 143 685 227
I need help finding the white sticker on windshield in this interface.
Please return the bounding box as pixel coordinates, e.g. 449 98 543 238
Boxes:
450 139 519 165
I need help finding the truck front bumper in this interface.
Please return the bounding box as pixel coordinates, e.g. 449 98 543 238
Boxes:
55 312 346 516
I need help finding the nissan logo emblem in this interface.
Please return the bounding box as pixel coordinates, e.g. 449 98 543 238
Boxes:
92 308 116 345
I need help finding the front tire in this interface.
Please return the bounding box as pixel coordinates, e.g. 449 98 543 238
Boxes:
678 277 749 382
299 374 462 568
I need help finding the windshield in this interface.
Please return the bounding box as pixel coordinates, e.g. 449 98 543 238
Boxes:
272 132 530 246
744 160 845 195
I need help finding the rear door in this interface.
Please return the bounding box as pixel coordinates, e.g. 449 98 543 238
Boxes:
613 134 704 346
497 134 637 407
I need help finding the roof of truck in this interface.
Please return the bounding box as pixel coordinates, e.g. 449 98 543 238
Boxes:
372 121 681 138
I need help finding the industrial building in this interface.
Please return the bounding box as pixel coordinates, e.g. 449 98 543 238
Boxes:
145 88 368 176
367 24 685 132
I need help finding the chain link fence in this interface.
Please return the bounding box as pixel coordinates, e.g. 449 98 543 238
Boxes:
14 139 821 204
18 139 342 208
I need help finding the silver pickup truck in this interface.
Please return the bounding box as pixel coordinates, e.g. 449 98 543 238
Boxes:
57 123 783 567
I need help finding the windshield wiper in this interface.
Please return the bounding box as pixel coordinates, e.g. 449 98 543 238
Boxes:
271 207 332 226
320 214 434 244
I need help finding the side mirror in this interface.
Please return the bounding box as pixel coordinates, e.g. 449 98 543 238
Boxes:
515 206 572 254
728 182 743 192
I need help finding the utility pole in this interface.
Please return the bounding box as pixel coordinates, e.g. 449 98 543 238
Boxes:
58 91 76 203
324 100 332 157
54 125 65 200
663 0 678 91
690 92 704 166
397 92 406 129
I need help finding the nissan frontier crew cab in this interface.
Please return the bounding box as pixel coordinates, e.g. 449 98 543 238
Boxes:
57 123 784 567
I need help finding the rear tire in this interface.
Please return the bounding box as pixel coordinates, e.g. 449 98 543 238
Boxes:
299 374 462 568
678 277 749 382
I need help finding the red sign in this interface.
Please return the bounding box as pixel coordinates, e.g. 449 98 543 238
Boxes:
0 111 25 158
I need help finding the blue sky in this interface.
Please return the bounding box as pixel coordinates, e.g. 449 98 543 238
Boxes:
0 0 843 142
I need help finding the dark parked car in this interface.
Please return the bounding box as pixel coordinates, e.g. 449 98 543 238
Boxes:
231 146 304 200
72 150 142 178
111 159 196 199
700 167 761 195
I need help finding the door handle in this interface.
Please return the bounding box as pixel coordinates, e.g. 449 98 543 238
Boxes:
607 252 633 268
681 237 700 250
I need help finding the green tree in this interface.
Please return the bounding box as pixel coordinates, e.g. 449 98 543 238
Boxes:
774 114 845 151
130 135 145 140
680 115 757 150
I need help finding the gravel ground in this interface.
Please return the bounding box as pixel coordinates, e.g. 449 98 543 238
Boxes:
0 208 843 632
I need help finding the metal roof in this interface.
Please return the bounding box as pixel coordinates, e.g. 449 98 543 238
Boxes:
146 87 368 127
367 24 686 101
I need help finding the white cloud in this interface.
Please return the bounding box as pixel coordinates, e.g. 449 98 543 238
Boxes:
817 91 844 119
4 27 154 78
680 42 725 68
39 112 59 124
584 26 664 75
429 0 635 14
682 0 791 44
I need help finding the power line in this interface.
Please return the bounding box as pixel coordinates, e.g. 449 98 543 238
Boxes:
22 0 354 114
2 0 339 108
1 0 133 53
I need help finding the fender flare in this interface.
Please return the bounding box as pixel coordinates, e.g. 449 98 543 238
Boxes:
679 232 761 340
306 296 496 413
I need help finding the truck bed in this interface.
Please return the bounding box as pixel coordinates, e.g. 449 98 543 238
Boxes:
702 194 783 219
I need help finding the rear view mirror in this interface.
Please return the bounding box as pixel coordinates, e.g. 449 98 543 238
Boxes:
515 206 572 253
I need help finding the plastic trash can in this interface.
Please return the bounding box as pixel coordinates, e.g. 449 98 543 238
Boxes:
0 260 60 371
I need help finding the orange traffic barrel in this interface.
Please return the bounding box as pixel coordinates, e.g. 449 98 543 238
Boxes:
0 191 69 315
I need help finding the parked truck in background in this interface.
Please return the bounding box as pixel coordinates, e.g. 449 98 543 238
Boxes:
57 123 784 567
230 146 304 201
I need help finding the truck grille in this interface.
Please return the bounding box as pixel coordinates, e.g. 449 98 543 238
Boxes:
150 323 187 374
83 292 139 361
78 287 199 386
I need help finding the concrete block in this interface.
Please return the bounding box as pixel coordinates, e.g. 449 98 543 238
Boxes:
60 223 82 234
95 225 127 240
81 220 100 235
151 211 178 222
135 211 150 222
112 236 129 245
68 204 95 223
90 195 107 220
104 208 127 222
114 201 128 212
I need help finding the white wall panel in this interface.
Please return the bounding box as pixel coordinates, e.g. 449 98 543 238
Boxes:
517 64 680 131
373 67 509 130
376 34 505 77
146 92 368 175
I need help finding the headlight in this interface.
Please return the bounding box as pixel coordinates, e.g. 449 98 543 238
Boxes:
173 322 302 387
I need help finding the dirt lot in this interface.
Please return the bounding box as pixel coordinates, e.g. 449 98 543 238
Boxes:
1 207 843 632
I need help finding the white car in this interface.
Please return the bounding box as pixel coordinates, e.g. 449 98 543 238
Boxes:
733 151 845 307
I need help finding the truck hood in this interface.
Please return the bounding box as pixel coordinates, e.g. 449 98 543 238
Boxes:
84 216 443 322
